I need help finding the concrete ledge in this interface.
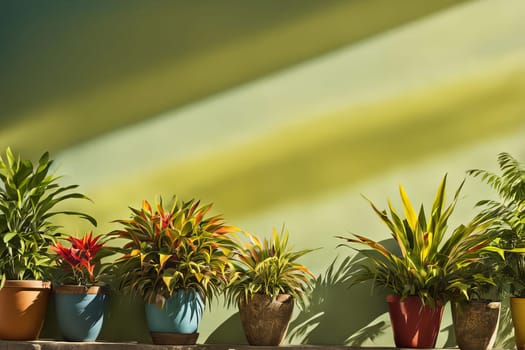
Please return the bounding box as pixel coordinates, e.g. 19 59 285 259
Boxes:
0 342 465 350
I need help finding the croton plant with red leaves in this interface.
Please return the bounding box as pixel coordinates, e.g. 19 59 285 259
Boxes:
110 196 239 307
50 232 113 286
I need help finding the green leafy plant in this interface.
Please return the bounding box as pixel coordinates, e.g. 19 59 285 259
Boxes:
468 152 525 296
0 147 97 284
50 231 115 286
225 227 316 307
337 175 499 306
110 196 237 307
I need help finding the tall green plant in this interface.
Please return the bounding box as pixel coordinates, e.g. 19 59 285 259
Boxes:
225 228 315 307
110 196 237 307
468 152 525 296
337 175 499 306
0 147 96 284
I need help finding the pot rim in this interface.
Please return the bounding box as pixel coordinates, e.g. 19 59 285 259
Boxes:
2 280 51 290
53 285 106 295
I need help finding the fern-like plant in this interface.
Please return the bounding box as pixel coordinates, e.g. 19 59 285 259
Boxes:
225 227 315 307
0 147 96 284
468 152 525 296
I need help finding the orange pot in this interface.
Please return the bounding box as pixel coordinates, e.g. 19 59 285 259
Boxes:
0 280 51 340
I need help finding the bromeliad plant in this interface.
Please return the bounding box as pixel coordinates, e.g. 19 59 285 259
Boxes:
225 227 316 307
50 232 114 286
337 175 500 306
468 152 525 296
110 196 238 307
0 147 96 284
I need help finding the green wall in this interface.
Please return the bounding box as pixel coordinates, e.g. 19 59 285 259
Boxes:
1 0 525 347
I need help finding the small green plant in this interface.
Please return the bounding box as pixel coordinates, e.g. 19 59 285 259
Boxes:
468 152 525 296
50 232 114 286
337 175 499 306
225 227 316 307
0 147 96 284
110 196 237 307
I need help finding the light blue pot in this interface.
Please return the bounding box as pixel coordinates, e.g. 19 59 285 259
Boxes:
54 285 108 342
145 289 204 334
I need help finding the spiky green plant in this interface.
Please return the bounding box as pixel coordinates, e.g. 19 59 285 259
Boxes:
337 175 500 306
0 147 97 284
468 152 525 296
110 196 237 307
225 227 316 307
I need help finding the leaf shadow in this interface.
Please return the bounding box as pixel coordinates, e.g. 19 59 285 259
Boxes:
287 252 389 345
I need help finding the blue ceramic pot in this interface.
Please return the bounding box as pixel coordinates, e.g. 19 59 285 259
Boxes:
54 285 108 342
145 289 204 334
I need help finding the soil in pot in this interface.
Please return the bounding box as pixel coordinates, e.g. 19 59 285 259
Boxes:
238 293 294 346
0 280 52 340
387 295 444 348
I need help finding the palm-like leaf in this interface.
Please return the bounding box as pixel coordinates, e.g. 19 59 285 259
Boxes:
468 152 525 296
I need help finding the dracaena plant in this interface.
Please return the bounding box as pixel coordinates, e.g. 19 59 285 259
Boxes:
337 175 500 307
110 196 237 307
50 232 114 286
225 227 316 307
468 152 525 296
0 147 97 284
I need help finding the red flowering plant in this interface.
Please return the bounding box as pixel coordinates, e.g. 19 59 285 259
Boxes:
50 232 114 286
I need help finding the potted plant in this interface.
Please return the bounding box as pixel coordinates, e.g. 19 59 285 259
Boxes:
467 152 525 350
110 196 237 345
337 175 499 348
446 222 503 350
50 231 114 341
0 147 96 340
225 227 316 346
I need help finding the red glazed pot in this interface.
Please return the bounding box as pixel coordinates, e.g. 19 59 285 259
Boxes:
387 295 444 348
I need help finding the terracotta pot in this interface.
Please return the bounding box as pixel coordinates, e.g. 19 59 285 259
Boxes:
54 285 108 341
387 295 444 348
0 280 51 340
238 294 294 346
511 297 525 350
452 300 500 350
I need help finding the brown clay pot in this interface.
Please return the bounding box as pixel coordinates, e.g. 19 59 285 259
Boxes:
0 280 51 340
387 295 444 348
452 300 500 350
238 294 294 346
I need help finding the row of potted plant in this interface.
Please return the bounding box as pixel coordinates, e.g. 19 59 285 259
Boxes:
0 147 314 345
0 146 523 349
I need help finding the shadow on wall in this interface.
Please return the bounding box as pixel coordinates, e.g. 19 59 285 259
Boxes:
207 248 391 345
207 238 463 346
42 293 152 343
206 312 247 344
287 254 388 345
